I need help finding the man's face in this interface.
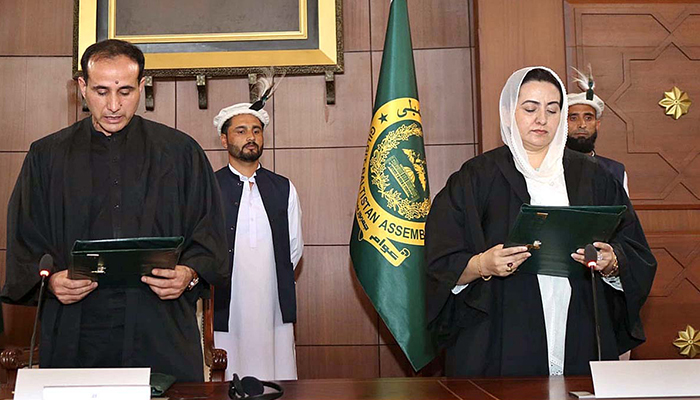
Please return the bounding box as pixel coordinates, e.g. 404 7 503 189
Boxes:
78 55 144 135
220 114 264 162
567 104 600 139
567 104 600 153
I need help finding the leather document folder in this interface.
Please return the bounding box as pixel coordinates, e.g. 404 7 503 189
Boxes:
505 205 626 278
70 236 184 288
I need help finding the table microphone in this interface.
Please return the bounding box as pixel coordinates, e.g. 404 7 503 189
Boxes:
29 254 53 368
585 244 602 362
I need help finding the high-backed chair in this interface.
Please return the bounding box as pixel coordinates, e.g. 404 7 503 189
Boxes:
0 295 226 388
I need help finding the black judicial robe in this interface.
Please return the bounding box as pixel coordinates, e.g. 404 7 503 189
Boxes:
0 116 229 382
425 146 656 377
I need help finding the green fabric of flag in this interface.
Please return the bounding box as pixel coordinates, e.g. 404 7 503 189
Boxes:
349 0 437 371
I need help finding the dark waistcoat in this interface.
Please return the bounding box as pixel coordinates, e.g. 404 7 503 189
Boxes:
214 166 296 330
595 155 626 187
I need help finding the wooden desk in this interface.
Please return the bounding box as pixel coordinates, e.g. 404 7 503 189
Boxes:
166 377 700 400
166 376 600 400
2 376 696 400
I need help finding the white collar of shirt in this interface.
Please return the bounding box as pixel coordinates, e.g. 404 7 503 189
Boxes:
228 163 261 184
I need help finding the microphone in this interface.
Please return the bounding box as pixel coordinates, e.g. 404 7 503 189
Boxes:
29 254 53 368
585 244 602 362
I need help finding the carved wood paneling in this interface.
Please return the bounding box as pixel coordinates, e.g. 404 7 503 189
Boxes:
566 2 700 361
566 1 700 204
633 234 700 359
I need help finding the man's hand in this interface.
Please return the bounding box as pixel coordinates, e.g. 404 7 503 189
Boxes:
48 270 98 305
141 265 195 300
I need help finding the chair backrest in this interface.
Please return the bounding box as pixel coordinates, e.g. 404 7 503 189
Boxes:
198 287 227 382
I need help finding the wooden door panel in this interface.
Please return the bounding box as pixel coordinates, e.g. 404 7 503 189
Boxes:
567 1 700 360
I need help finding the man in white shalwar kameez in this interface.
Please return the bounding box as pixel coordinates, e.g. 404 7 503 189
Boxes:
212 81 304 381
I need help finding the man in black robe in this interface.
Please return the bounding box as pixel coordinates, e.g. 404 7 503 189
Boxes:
0 39 228 382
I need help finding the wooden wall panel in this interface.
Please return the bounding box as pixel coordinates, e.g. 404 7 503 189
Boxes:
343 0 370 52
566 1 700 361
176 77 256 151
371 48 477 146
425 145 476 200
275 148 365 245
475 0 567 152
0 57 77 151
274 53 372 149
0 0 73 56
295 247 377 346
296 346 379 379
0 58 27 148
633 234 700 359
580 14 668 47
369 0 471 50
0 251 37 349
637 210 700 233
0 154 28 249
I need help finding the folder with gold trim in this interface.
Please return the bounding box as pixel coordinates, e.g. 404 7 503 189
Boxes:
505 205 626 278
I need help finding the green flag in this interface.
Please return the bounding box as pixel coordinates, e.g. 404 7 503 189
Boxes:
350 0 436 371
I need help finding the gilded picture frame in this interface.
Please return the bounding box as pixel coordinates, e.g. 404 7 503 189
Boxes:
72 0 343 78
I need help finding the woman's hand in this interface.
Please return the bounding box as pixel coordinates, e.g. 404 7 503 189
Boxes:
480 244 531 278
571 242 618 275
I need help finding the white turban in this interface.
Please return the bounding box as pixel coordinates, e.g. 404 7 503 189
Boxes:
567 92 604 119
213 103 270 135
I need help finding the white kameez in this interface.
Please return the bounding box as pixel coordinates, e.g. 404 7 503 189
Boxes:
215 164 304 381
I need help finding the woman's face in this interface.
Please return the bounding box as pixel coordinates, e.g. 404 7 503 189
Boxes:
515 80 561 153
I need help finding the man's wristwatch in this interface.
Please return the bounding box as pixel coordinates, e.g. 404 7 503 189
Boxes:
186 270 200 291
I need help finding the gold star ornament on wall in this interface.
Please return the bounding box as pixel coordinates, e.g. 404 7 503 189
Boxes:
659 87 691 120
673 325 700 358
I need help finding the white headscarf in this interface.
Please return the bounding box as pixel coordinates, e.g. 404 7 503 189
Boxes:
499 66 569 186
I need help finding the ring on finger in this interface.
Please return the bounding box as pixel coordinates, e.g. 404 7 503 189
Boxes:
506 263 513 273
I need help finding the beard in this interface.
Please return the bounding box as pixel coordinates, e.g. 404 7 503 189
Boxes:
229 142 263 162
566 130 597 154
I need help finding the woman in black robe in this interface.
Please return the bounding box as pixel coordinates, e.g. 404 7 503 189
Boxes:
425 67 656 376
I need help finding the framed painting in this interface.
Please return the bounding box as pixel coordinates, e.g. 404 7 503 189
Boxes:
73 0 343 78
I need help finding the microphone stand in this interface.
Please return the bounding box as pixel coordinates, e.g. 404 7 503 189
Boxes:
29 273 48 368
591 266 602 362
